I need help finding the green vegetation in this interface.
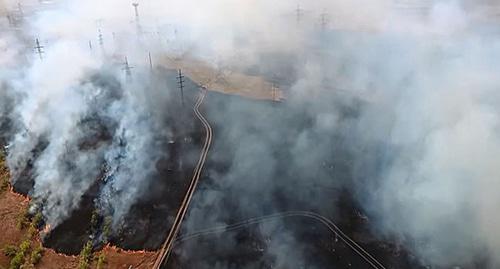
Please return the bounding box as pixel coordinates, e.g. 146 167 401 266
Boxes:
6 224 45 268
78 209 112 269
90 210 99 228
31 212 42 228
9 239 30 269
8 254 23 269
6 208 45 268
1 151 45 268
18 240 30 255
78 241 93 269
0 150 9 194
2 245 17 258
27 225 37 240
27 211 43 239
96 252 107 269
102 216 112 243
30 246 43 265
16 206 30 230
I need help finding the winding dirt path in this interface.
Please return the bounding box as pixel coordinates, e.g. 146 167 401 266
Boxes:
153 88 213 269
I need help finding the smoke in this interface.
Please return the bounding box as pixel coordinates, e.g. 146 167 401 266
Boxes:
0 3 174 229
1 0 500 268
358 35 500 267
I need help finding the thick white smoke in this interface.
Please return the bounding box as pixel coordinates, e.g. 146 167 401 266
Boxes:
10 41 101 225
361 36 500 267
1 0 500 267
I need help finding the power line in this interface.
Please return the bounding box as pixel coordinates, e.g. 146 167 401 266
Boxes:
34 38 44 60
296 4 304 24
148 52 153 71
172 211 387 269
177 69 185 107
98 29 104 47
122 57 133 81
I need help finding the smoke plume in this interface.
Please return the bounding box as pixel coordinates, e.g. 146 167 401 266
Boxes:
1 0 500 268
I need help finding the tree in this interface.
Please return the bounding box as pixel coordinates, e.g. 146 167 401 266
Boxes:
78 241 93 269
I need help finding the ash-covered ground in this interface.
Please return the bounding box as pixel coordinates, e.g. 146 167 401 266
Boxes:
163 90 424 269
2 61 435 268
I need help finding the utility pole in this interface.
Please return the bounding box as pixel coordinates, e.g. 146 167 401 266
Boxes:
272 82 278 102
122 57 133 81
132 3 141 35
88 40 93 51
271 75 279 102
132 2 139 20
34 38 44 60
6 13 12 27
177 69 185 108
98 29 104 48
296 4 304 25
148 52 153 71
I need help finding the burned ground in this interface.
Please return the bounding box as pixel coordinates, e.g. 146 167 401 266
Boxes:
1 67 422 268
1 65 477 269
1 38 492 268
1 68 205 255
161 90 428 269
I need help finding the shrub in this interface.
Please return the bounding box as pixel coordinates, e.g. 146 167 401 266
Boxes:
30 246 43 265
16 207 30 230
8 239 31 269
0 155 9 194
31 212 43 228
90 210 99 231
19 240 30 253
9 252 24 269
2 245 17 258
0 173 8 194
102 217 112 243
96 253 106 269
8 240 30 269
27 226 37 240
78 241 93 269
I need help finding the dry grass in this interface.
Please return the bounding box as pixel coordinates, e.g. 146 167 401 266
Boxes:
160 56 284 101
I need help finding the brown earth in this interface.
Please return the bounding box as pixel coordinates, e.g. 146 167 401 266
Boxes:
160 56 285 101
0 189 29 267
